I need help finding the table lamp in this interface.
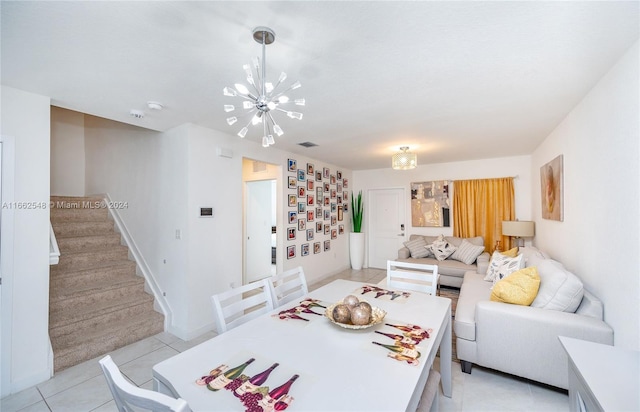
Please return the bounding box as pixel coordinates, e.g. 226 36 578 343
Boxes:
502 221 535 248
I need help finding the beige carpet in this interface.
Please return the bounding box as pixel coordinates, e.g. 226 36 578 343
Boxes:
50 196 164 372
437 286 460 363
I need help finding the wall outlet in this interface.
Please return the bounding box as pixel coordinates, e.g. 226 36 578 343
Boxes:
175 229 181 240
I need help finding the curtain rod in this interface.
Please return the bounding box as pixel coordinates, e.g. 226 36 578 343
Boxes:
442 175 518 182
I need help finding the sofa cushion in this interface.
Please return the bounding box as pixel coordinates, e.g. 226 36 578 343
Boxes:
490 267 540 305
428 235 457 261
531 259 584 312
484 252 524 283
403 237 432 258
454 272 491 341
450 239 486 265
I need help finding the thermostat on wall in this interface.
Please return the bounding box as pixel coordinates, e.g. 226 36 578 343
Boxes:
200 207 214 217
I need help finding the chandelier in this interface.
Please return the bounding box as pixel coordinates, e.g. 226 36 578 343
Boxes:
392 147 417 170
223 27 305 147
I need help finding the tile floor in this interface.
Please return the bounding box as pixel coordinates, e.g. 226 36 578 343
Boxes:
1 268 569 412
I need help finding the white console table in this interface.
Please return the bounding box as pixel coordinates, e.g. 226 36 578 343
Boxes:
559 336 639 412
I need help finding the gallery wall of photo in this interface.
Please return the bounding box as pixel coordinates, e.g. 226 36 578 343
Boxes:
285 158 349 261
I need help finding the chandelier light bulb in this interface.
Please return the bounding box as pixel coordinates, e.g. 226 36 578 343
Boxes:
222 26 304 147
223 87 237 97
234 83 249 95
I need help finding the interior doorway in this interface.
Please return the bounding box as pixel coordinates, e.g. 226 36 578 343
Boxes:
242 158 281 285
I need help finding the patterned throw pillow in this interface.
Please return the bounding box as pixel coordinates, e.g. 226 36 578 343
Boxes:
484 251 524 283
403 237 431 258
450 239 485 265
428 235 457 261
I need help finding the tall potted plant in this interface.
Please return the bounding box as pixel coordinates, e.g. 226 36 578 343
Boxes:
350 190 365 270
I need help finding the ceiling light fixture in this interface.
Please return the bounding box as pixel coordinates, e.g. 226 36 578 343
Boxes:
392 147 417 170
223 26 305 148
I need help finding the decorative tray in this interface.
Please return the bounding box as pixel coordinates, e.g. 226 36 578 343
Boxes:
325 303 386 330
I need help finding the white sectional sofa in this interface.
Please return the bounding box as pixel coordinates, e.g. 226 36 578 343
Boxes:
454 247 614 389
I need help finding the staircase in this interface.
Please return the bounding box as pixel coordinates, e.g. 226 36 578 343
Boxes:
49 196 164 373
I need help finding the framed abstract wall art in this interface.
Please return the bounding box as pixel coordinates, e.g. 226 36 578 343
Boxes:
410 181 451 227
541 155 563 221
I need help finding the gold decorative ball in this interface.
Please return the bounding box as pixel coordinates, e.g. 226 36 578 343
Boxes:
343 295 360 308
351 306 371 325
332 304 352 324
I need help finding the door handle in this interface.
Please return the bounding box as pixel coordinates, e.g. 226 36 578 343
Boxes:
397 234 404 236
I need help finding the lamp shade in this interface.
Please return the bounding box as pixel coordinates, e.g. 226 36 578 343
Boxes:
502 221 535 237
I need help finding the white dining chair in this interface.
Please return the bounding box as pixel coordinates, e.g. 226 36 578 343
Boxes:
268 266 309 307
99 355 192 412
211 278 274 333
381 260 439 295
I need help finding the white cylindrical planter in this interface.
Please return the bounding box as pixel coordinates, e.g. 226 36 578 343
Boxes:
349 232 365 270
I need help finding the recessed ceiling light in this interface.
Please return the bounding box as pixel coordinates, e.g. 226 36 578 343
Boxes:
147 101 164 111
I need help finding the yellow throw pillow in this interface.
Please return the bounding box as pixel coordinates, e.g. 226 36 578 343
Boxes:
490 267 540 306
501 247 519 257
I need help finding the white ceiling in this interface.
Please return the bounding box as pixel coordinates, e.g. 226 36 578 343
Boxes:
2 1 638 170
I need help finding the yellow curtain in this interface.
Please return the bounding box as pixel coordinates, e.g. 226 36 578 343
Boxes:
453 177 515 253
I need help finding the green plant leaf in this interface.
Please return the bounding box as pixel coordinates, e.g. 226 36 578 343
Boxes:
351 190 363 232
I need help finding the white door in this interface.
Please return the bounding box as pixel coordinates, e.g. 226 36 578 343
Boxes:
368 188 406 269
245 180 275 284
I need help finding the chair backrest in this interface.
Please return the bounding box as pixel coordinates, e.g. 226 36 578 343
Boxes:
268 266 309 307
386 260 439 295
99 355 192 412
211 278 274 333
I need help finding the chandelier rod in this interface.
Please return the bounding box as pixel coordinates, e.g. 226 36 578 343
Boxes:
261 31 267 98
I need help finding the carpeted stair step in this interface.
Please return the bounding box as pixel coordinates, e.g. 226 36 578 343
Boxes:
52 310 164 372
50 275 146 310
56 233 122 253
51 206 109 223
50 195 106 208
51 221 115 238
50 260 137 290
49 292 157 339
52 245 130 271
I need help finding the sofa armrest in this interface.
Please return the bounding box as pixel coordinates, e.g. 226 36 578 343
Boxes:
475 301 613 389
398 247 410 259
476 252 490 275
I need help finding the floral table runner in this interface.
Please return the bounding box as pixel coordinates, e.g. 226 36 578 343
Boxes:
354 285 411 302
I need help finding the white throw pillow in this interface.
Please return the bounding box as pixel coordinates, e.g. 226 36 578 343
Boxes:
403 237 431 258
450 239 485 265
484 252 524 283
428 235 457 261
531 259 584 312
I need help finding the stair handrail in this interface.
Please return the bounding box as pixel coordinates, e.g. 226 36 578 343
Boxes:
100 193 172 331
49 221 60 265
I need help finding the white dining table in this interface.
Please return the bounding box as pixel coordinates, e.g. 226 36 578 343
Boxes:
153 279 452 412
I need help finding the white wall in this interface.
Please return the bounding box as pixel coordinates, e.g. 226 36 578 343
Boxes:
353 155 533 264
50 107 85 196
80 118 352 339
531 41 639 350
1 86 52 394
84 116 190 335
